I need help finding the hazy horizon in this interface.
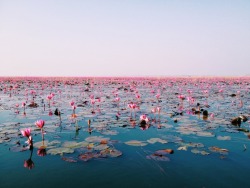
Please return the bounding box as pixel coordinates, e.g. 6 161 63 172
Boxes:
1 0 250 77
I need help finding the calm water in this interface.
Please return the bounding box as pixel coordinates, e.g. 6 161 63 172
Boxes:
0 77 250 188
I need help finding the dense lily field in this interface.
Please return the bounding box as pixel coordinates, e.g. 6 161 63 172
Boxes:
0 77 250 188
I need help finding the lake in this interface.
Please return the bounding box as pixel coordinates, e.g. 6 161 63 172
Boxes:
0 77 250 188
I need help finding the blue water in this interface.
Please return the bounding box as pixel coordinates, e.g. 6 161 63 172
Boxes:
0 78 250 188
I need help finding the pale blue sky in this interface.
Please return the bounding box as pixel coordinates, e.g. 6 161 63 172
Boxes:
0 0 250 77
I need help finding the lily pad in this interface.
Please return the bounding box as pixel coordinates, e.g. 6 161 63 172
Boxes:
85 136 110 143
62 141 88 149
177 146 188 151
61 157 77 163
47 147 74 155
125 140 148 146
78 152 98 161
147 138 168 144
217 136 231 141
209 146 229 154
93 144 109 151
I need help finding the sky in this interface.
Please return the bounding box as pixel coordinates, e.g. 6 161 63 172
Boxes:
0 0 250 77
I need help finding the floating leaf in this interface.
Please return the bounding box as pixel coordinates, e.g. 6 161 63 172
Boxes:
147 138 168 144
85 136 110 143
61 157 77 163
125 140 147 146
188 142 204 148
33 141 49 148
101 130 118 135
191 148 200 154
100 148 122 157
62 141 88 149
201 151 210 155
209 146 229 154
106 149 122 157
78 152 96 161
177 146 187 151
217 136 231 141
47 147 74 155
93 144 109 151
196 131 214 137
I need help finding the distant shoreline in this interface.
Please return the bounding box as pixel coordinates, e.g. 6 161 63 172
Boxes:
0 76 249 80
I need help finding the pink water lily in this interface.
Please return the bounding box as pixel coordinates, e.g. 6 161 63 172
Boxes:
21 128 31 138
151 107 156 113
156 107 161 113
70 101 75 106
156 94 161 99
48 110 53 116
140 114 150 123
47 94 53 100
128 103 137 109
35 120 45 129
21 128 33 148
90 99 95 105
136 94 141 99
178 95 185 100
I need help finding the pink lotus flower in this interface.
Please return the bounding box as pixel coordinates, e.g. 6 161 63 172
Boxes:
70 101 75 106
47 94 53 100
156 94 161 99
128 103 137 109
140 114 150 123
90 99 95 105
21 128 31 138
30 90 36 95
178 95 185 100
151 107 156 113
156 107 161 113
35 120 45 129
48 110 53 116
203 90 208 94
115 97 120 102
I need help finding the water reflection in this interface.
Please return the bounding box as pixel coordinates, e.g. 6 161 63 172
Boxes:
37 146 47 157
23 147 34 170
